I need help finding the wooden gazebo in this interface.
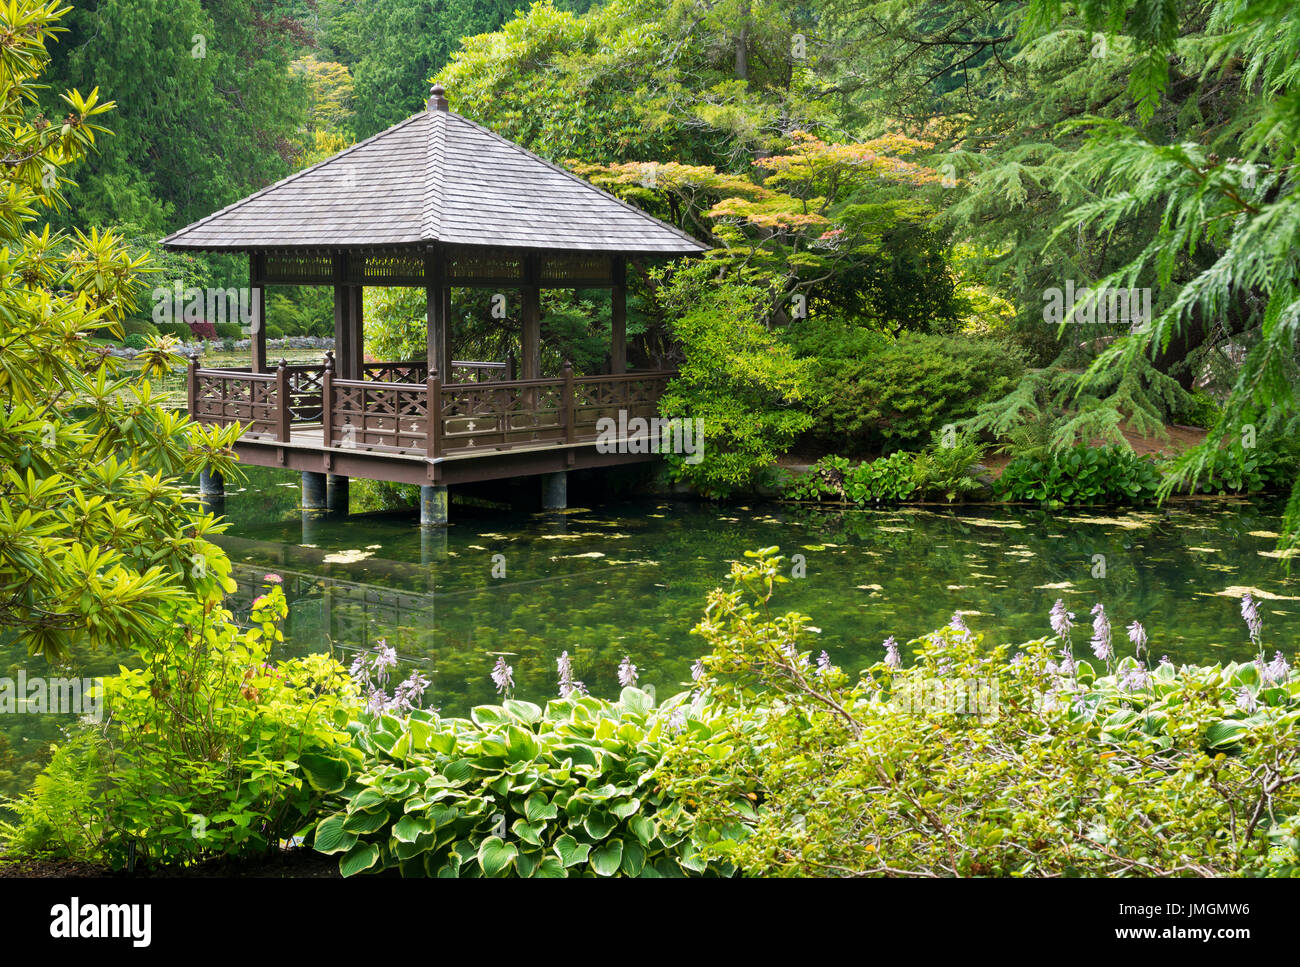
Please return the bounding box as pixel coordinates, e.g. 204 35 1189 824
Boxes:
164 85 705 524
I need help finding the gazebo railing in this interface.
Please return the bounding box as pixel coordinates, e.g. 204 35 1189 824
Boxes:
188 356 675 459
362 359 515 384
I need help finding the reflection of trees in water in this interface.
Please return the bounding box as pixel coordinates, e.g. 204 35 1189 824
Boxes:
216 498 1297 717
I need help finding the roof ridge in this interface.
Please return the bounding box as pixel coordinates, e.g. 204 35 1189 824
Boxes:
439 111 707 250
421 111 444 242
159 113 427 247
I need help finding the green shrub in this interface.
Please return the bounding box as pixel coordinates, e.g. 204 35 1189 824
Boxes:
123 333 147 350
782 316 890 362
310 689 733 877
996 445 1162 504
660 548 1300 877
1 583 358 869
811 332 1027 453
265 322 285 340
214 322 242 339
1166 437 1300 495
845 450 918 502
655 265 817 496
156 321 191 340
909 431 989 501
784 433 987 504
1173 391 1221 429
122 317 159 339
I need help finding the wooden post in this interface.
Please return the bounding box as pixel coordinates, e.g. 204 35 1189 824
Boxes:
425 250 450 383
250 253 267 374
275 358 290 441
321 351 335 448
610 255 627 374
521 255 541 380
562 360 575 444
426 368 442 459
350 282 365 380
187 352 199 417
506 350 517 381
333 253 357 381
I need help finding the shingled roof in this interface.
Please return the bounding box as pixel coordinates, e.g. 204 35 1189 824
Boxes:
160 92 707 256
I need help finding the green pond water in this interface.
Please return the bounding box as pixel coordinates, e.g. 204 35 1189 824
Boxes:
3 464 1298 800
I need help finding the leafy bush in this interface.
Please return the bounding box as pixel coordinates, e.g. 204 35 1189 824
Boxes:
845 451 918 502
996 445 1162 504
122 317 159 339
784 433 986 504
811 332 1026 453
123 333 147 350
214 322 242 339
1 582 358 869
156 321 191 340
1173 391 1221 429
187 320 218 341
310 689 732 878
782 316 890 363
1166 437 1300 496
655 264 818 496
660 549 1300 877
909 431 989 501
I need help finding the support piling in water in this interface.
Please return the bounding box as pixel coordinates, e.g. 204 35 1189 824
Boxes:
420 484 449 527
302 471 328 510
327 474 349 514
199 468 224 497
541 471 567 511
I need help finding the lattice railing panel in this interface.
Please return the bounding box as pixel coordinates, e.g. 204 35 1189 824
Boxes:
330 380 431 452
194 371 278 436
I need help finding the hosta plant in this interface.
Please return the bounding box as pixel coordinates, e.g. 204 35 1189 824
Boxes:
311 688 738 877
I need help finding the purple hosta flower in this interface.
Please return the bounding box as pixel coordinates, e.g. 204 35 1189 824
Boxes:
389 671 431 713
556 651 581 698
1158 655 1173 670
950 612 972 640
817 650 832 676
667 707 687 736
1241 593 1263 643
1041 689 1061 714
348 651 367 683
883 636 901 669
782 641 810 670
1118 664 1150 694
1049 599 1075 641
1257 650 1290 686
690 658 706 682
491 656 514 696
1089 603 1113 663
618 655 638 688
1126 621 1148 659
1236 686 1258 713
1057 647 1077 680
371 641 398 687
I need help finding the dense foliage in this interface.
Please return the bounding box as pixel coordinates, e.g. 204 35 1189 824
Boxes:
1 583 358 868
0 2 243 659
996 446 1164 505
310 689 730 877
658 549 1300 876
808 333 1026 453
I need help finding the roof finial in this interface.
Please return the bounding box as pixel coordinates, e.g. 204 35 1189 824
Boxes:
428 83 448 112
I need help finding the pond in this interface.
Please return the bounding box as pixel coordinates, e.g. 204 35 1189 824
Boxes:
3 464 1298 800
